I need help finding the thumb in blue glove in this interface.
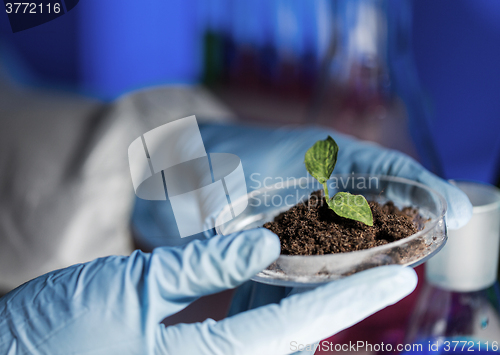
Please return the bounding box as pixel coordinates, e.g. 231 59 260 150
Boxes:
332 134 472 229
0 229 417 355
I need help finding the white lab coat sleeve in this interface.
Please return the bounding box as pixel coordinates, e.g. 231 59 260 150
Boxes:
0 81 235 291
0 87 140 291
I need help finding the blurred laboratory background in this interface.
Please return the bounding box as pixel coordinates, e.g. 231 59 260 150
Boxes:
1 0 500 354
2 0 500 182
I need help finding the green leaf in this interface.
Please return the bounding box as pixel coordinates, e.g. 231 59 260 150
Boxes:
304 136 339 184
328 192 374 226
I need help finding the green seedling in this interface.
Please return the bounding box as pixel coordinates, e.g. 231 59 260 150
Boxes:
304 136 374 226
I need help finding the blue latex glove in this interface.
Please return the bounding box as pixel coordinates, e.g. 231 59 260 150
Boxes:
133 123 472 248
0 229 417 355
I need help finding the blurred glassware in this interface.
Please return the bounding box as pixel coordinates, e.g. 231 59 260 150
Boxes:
200 0 333 100
200 0 233 86
404 182 500 354
310 0 442 176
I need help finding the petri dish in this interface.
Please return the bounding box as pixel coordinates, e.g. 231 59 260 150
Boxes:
216 174 447 287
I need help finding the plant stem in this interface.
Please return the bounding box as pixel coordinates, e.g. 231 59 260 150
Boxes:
322 182 330 201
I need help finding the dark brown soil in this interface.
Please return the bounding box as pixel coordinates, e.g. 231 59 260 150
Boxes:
263 190 426 256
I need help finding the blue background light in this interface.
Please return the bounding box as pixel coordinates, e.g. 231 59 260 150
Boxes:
0 0 499 183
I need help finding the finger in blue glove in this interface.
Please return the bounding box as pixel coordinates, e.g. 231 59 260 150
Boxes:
160 265 417 355
0 229 279 354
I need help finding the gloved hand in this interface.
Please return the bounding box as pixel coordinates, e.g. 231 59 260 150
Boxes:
0 229 417 355
134 124 472 249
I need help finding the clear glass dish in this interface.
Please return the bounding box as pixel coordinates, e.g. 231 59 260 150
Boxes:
216 174 447 287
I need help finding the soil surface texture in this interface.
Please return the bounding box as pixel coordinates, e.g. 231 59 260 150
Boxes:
263 190 425 256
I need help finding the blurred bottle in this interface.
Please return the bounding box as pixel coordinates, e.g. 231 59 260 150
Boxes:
201 0 233 86
226 0 265 89
201 0 332 101
311 0 442 175
404 182 500 354
226 0 309 94
272 0 333 99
